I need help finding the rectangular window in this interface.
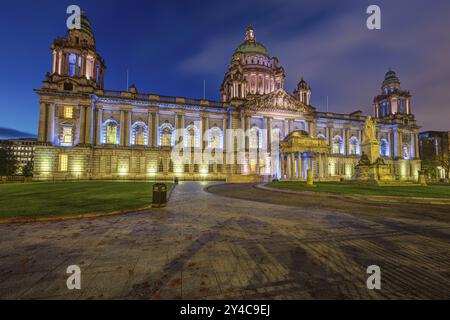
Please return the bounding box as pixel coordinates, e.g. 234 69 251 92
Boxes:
64 106 73 119
59 154 68 172
62 127 73 145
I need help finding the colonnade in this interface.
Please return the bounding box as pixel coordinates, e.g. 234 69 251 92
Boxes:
280 151 329 180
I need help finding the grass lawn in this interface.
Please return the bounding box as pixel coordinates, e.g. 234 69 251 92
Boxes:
0 181 171 219
268 181 450 199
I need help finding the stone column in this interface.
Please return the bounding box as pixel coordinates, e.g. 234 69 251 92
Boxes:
327 127 332 146
75 54 79 76
120 111 125 146
286 153 291 179
38 103 47 143
414 132 420 159
153 113 159 147
310 120 316 137
324 154 329 178
280 153 286 179
290 152 296 179
126 111 132 146
318 153 323 178
84 105 93 145
267 117 273 152
95 108 103 146
203 116 209 150
147 112 153 147
46 104 55 144
245 116 251 152
78 106 86 145
397 129 403 159
297 153 302 180
343 128 348 155
64 53 69 75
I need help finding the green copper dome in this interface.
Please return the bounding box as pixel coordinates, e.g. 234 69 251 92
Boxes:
80 11 94 37
235 40 269 57
235 26 269 57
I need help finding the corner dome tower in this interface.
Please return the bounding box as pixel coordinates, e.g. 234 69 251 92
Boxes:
46 11 106 90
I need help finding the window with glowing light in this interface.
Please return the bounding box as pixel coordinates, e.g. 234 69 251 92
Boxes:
62 127 73 146
208 127 223 149
59 154 68 172
103 120 119 145
64 106 73 119
184 125 200 149
380 139 390 157
348 136 360 155
159 123 175 147
249 126 263 150
332 135 344 154
131 121 148 146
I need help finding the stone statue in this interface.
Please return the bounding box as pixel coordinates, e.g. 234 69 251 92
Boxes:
363 116 377 143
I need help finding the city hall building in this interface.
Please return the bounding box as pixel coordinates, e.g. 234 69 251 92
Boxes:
33 13 421 181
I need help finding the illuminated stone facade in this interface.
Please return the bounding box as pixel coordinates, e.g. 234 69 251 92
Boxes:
33 14 421 181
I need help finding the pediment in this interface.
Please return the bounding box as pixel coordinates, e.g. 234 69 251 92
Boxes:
243 89 315 113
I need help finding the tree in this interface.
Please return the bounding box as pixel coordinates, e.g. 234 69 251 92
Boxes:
22 161 34 177
442 158 450 180
0 148 18 176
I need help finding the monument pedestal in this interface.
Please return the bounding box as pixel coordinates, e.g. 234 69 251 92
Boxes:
354 141 395 183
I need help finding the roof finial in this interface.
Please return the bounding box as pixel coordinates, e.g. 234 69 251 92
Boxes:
245 25 255 41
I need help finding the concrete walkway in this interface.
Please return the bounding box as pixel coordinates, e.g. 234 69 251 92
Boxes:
0 182 449 299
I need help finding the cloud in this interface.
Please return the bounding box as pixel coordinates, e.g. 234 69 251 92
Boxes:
178 0 450 131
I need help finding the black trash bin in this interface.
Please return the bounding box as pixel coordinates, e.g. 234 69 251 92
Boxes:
174 177 179 185
152 183 168 208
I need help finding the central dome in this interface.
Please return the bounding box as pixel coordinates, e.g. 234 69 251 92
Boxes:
234 26 269 57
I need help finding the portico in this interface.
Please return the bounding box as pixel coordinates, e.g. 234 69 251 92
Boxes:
279 131 329 180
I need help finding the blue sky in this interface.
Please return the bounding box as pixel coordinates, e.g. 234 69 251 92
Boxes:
0 0 449 135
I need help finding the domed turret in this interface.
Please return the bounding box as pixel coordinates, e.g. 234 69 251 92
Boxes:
374 69 412 118
48 11 106 90
293 77 312 105
221 26 285 102
382 69 401 92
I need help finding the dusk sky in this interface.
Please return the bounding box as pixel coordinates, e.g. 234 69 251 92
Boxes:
0 0 449 135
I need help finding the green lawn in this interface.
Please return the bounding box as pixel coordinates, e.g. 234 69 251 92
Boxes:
0 181 170 218
268 181 450 199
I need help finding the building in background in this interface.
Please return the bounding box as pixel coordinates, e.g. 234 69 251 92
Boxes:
419 131 449 180
0 138 37 174
33 13 421 181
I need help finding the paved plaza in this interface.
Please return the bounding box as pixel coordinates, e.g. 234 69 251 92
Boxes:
0 182 449 300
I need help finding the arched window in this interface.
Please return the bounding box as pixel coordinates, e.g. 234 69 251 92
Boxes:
380 138 390 157
249 126 263 150
348 136 360 155
159 123 175 147
332 135 344 154
131 121 148 146
103 120 119 145
208 126 223 149
68 53 77 77
184 125 201 149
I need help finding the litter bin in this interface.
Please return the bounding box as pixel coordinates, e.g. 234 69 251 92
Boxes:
152 183 168 208
174 177 179 185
